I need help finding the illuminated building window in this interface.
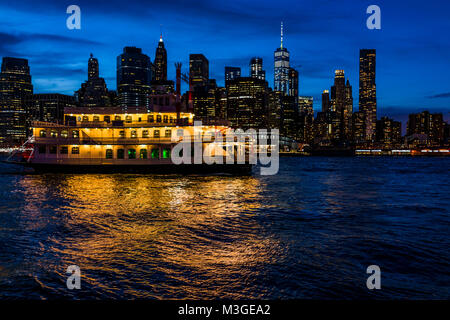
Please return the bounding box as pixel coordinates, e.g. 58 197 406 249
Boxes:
72 130 79 138
60 146 68 154
140 149 147 159
104 116 110 123
163 115 169 123
147 115 154 123
151 148 159 159
128 149 136 159
162 148 171 159
131 130 137 138
61 130 68 138
106 149 113 159
165 129 171 138
142 130 149 138
49 146 57 154
38 145 46 154
71 147 79 154
39 130 47 137
154 130 160 138
126 116 132 123
117 149 124 159
156 115 162 123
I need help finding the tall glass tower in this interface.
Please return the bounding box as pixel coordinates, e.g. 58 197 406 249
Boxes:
274 22 290 94
117 47 153 111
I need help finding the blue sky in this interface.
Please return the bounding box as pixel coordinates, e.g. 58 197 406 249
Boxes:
0 0 449 125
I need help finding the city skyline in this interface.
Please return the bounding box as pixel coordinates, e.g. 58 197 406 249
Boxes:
0 0 449 126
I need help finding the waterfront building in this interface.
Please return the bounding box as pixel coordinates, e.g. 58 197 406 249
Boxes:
406 111 444 146
250 57 265 81
0 57 33 144
117 47 153 111
76 54 111 107
274 22 290 94
376 116 402 147
359 49 377 141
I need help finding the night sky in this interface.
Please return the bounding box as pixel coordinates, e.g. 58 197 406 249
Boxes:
0 0 449 126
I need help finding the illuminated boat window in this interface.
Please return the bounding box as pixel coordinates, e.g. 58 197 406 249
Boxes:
61 130 68 138
165 129 172 138
72 130 79 138
39 130 47 137
49 146 57 154
131 130 137 138
142 130 149 138
151 148 159 159
104 116 110 123
50 130 58 138
93 116 100 122
60 146 68 154
82 116 89 122
163 115 169 123
71 147 79 155
117 149 124 159
147 115 154 123
119 130 125 138
176 129 184 136
154 130 160 138
126 116 132 123
128 149 136 159
106 149 113 159
115 115 121 121
156 115 162 123
162 148 171 159
140 149 147 159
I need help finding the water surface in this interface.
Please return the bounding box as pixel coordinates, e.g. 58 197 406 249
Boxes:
0 157 449 299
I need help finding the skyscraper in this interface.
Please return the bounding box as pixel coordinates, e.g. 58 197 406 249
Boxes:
288 67 299 99
225 67 241 84
117 47 153 110
226 77 268 129
359 49 377 141
31 94 76 124
189 54 209 90
274 22 290 94
76 53 111 107
0 57 33 144
154 34 167 81
322 90 330 113
250 57 265 80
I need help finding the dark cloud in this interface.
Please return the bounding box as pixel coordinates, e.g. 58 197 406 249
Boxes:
427 92 450 99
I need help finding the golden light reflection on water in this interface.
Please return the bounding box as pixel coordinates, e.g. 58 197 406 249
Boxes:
17 173 284 298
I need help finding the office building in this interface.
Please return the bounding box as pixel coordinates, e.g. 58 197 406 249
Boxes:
117 47 153 111
359 49 377 141
0 57 33 143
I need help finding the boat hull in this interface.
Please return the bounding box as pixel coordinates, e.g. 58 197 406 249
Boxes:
13 162 253 175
